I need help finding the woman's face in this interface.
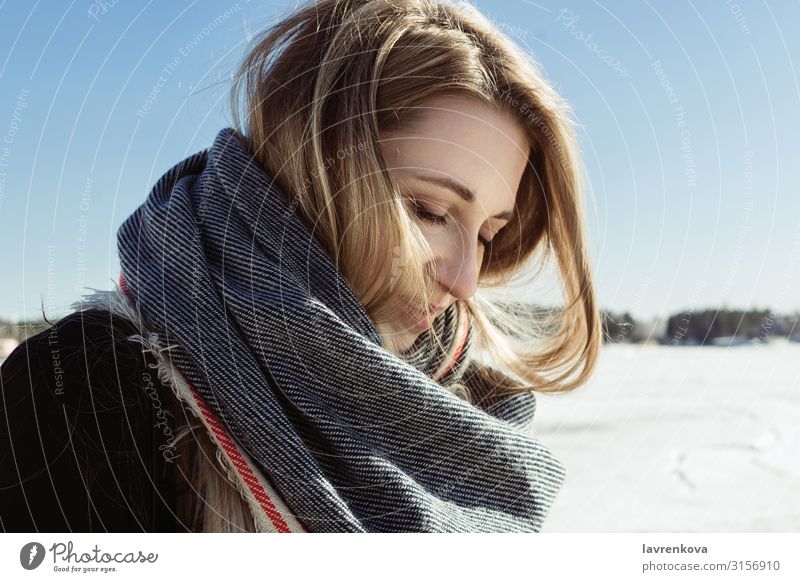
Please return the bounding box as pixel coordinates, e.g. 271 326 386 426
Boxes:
379 94 530 351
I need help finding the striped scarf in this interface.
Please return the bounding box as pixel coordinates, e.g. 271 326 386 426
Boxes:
116 127 565 532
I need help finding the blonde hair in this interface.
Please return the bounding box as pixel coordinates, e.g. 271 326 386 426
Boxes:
229 0 600 396
172 410 259 532
170 0 604 530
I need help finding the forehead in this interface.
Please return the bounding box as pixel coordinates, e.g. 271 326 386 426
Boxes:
379 94 530 215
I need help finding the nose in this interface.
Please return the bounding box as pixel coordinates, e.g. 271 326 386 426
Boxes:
435 233 481 301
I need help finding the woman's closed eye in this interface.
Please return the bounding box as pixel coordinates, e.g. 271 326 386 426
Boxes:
407 198 492 247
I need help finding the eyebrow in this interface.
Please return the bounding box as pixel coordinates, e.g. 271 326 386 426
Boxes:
409 171 515 221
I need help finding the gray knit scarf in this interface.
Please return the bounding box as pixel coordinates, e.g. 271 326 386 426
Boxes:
116 127 565 532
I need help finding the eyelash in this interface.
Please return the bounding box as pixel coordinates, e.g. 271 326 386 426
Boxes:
408 198 492 247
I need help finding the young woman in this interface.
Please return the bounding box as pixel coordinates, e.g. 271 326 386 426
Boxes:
0 0 600 533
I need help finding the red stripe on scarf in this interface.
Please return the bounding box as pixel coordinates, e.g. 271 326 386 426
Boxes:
432 302 471 381
118 271 298 533
186 381 295 533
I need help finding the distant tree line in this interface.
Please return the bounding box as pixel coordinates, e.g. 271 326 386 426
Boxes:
662 308 799 346
0 319 49 343
2 307 799 347
602 308 800 345
602 311 641 343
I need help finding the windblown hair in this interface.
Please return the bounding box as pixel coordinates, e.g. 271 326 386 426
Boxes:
27 0 602 533
230 0 601 395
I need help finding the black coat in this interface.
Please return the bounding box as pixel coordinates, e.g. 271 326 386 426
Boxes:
0 309 181 532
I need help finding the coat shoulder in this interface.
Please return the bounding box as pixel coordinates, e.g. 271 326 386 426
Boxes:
0 308 177 532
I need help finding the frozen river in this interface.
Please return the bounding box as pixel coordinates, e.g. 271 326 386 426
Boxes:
533 341 800 532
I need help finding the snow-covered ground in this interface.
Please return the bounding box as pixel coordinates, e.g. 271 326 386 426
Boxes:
3 337 796 531
533 341 800 532
1 338 19 360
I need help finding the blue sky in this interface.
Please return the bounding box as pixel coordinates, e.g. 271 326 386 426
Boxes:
1 0 798 322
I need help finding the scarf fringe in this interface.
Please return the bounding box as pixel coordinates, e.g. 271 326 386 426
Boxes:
71 282 305 533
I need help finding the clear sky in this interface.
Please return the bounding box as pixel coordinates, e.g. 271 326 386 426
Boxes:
1 0 798 322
